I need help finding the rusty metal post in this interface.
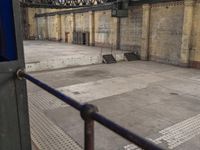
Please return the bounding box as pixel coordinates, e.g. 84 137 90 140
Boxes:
80 104 98 150
84 119 94 150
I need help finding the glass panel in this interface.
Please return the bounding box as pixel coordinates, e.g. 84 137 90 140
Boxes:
0 0 17 62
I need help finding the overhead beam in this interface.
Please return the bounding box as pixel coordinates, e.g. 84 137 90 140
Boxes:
20 0 116 9
20 0 183 9
35 3 113 17
34 0 183 18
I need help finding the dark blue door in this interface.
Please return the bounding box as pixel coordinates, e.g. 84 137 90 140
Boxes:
0 0 17 61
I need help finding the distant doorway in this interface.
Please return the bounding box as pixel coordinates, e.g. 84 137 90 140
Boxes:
65 32 69 43
82 33 86 45
73 32 89 45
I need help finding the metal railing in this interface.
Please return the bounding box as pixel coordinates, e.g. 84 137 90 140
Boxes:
17 69 164 150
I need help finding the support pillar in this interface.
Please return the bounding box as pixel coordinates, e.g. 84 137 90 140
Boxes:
180 0 195 66
89 11 95 46
71 13 75 44
45 16 48 40
55 14 61 41
111 17 119 49
27 8 37 39
116 18 121 50
141 4 150 60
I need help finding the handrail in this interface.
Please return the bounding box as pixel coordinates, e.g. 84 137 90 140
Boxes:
17 69 164 150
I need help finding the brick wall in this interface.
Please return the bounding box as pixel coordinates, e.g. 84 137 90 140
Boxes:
26 0 200 69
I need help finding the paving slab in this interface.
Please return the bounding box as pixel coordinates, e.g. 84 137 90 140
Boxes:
27 61 200 150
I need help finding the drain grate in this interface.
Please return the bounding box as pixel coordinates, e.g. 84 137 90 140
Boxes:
102 54 117 64
29 102 82 150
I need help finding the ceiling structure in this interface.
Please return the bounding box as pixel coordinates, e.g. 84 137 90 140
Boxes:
20 0 115 8
20 0 177 9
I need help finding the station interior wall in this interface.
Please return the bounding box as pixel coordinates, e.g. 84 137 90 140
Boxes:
23 0 200 68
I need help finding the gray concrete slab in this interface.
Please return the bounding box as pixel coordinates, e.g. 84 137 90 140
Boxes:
27 61 200 150
24 40 129 72
27 61 176 93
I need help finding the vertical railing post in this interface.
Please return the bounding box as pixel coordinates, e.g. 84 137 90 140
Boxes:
85 119 94 150
80 104 98 150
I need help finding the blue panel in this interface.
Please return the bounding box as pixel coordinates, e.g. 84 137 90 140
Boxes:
0 0 17 61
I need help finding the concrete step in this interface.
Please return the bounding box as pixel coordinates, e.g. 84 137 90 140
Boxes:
25 53 125 72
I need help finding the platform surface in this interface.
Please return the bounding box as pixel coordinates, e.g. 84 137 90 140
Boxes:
24 40 128 72
27 61 200 150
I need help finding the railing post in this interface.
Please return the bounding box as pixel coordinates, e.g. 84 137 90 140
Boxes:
85 119 94 150
81 104 98 150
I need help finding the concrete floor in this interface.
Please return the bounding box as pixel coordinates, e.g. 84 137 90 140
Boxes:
24 41 128 72
27 61 200 150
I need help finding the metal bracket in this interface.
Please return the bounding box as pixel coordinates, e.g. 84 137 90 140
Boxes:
16 69 25 80
80 104 99 121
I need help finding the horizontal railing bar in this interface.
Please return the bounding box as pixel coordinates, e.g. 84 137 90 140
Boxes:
19 71 83 110
17 70 164 150
92 112 163 150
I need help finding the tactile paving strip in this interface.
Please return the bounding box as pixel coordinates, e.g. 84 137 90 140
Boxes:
124 114 200 150
29 102 82 150
28 91 67 111
154 114 200 149
123 144 141 150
